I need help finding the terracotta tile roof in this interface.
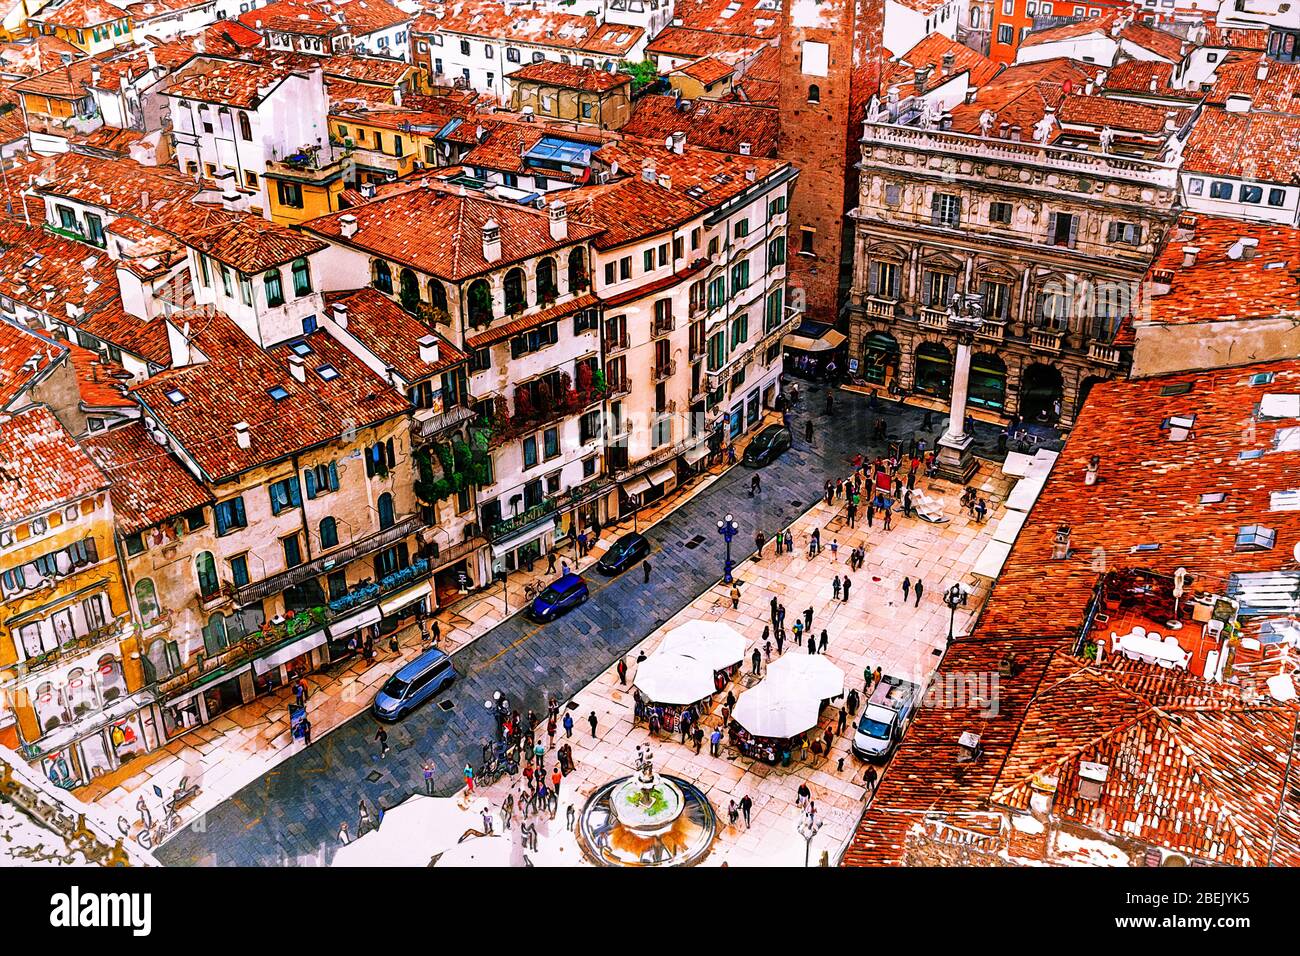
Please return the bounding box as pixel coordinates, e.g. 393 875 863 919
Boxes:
1182 107 1300 184
0 36 83 77
330 101 457 131
0 99 25 146
646 27 769 62
32 151 196 210
11 57 95 99
303 185 601 281
1020 11 1122 48
1119 21 1187 62
151 200 328 273
0 404 106 523
622 95 779 157
599 258 709 308
1056 93 1187 134
1199 22 1268 51
1101 59 1188 98
0 224 121 329
239 0 410 37
569 140 789 249
673 0 783 38
193 20 266 56
73 125 145 154
31 0 129 28
65 342 134 410
884 32 1001 92
947 58 1103 135
319 52 414 86
464 291 598 349
76 297 173 367
1207 56 1300 113
1145 215 1300 326
325 287 467 381
0 318 64 410
508 60 631 93
81 420 212 534
460 122 611 181
419 4 642 56
126 0 214 20
132 313 409 481
327 78 396 106
164 55 309 108
671 55 734 86
728 45 779 107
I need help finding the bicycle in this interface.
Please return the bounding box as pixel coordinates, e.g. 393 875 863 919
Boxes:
133 811 183 850
522 581 544 602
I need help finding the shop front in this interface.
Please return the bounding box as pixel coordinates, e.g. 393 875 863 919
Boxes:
29 689 159 789
861 331 900 388
158 665 252 744
252 629 329 689
680 438 711 475
325 605 382 662
783 320 847 380
490 518 554 575
377 579 432 634
914 342 953 399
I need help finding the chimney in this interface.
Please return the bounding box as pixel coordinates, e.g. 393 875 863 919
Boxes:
641 160 656 183
1228 236 1259 260
1257 60 1269 82
1181 245 1200 268
744 166 756 182
1052 524 1071 559
418 335 440 364
288 354 306 382
1149 76 1158 92
913 66 930 94
1077 762 1109 801
1084 79 1094 96
548 199 568 240
957 731 982 763
739 141 751 155
1084 454 1100 486
657 173 672 190
146 49 157 71
941 51 955 72
90 64 101 87
339 213 358 238
234 421 251 449
670 130 686 154
482 218 501 262
964 86 978 105
332 302 349 328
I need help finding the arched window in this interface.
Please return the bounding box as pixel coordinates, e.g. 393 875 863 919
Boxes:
196 551 218 598
97 654 127 704
808 84 820 104
320 516 339 549
203 613 228 656
66 666 98 717
568 247 587 290
428 278 448 315
378 492 395 530
292 257 312 296
504 268 526 313
263 268 284 307
467 278 493 325
372 259 393 293
399 267 420 308
34 681 66 732
143 638 176 684
134 578 160 626
238 111 252 141
536 257 558 302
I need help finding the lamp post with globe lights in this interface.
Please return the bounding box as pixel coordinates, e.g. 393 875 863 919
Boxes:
717 514 739 583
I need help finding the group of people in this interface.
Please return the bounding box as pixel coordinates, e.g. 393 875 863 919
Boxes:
960 486 989 523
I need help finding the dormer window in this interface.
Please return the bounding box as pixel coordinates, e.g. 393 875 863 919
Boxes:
1235 525 1276 551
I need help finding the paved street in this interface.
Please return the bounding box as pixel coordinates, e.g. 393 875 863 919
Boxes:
156 389 994 866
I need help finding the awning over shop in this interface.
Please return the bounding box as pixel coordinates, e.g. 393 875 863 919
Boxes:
489 518 554 559
328 605 382 639
784 326 846 353
621 475 653 498
992 509 1027 545
380 580 432 617
972 539 1013 579
253 630 328 675
682 443 710 465
648 464 677 490
30 689 156 755
164 664 252 707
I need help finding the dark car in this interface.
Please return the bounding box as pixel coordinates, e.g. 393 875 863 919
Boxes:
528 572 589 621
596 531 651 575
742 424 792 467
372 647 456 721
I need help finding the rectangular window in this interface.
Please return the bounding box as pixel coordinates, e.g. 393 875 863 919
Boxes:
238 273 253 306
604 262 616 284
199 253 211 286
730 259 750 291
799 227 816 255
543 426 559 459
220 263 233 297
734 218 749 239
619 257 631 280
523 435 538 469
767 236 785 269
214 496 247 535
932 193 962 227
304 461 339 498
277 180 304 209
84 212 105 247
644 248 655 272
230 555 250 588
1109 221 1141 245
998 24 1013 44
1209 181 1233 199
268 476 303 515
283 534 302 569
1240 184 1263 204
989 201 1013 225
1268 188 1286 207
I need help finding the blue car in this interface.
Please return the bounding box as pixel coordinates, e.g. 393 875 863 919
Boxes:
528 572 589 621
372 647 456 721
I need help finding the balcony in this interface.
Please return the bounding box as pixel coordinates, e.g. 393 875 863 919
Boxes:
654 360 676 382
266 149 350 185
976 320 1007 343
603 331 630 355
606 375 630 397
231 515 424 606
866 297 900 320
1030 328 1066 354
1088 342 1122 365
19 615 133 678
653 314 675 337
488 479 609 542
414 402 478 442
919 307 950 330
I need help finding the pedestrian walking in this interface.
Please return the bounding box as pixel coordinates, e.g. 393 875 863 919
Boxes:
561 559 570 576
824 480 834 505
422 760 435 795
783 530 793 554
728 800 739 827
463 764 475 794
710 727 723 756
804 606 814 632
823 726 834 754
546 551 557 574
739 794 753 828
616 656 628 685
293 679 307 707
731 584 741 609
807 635 816 655
374 726 389 759
643 560 652 583
914 579 924 607
864 765 879 793
775 530 784 555
563 711 574 738
301 718 313 747
842 576 852 602
533 739 545 766
837 707 848 734
338 822 350 845
832 575 841 600
796 782 811 808
770 595 779 625
883 507 892 531
751 472 761 495
547 715 557 747
818 629 828 653
866 502 874 528
551 767 562 795
751 647 762 675
358 799 373 835
588 710 598 738
777 603 787 629
775 628 785 654
901 576 911 603
693 726 704 754
846 688 860 716
566 803 577 831
792 619 804 645
804 419 814 443
480 804 495 835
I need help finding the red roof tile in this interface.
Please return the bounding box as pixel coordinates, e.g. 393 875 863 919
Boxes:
0 405 106 523
671 56 735 86
418 5 642 56
325 287 468 381
1182 107 1300 184
622 95 779 157
151 200 328 273
509 59 631 93
31 0 129 28
884 33 1001 92
0 318 64 410
81 420 213 534
646 27 770 62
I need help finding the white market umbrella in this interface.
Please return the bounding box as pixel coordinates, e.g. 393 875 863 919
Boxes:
732 682 822 739
634 651 717 705
433 834 520 867
657 620 747 670
766 654 844 701
332 795 477 868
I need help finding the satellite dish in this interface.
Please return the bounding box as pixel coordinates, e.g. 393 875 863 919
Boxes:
1293 541 1300 563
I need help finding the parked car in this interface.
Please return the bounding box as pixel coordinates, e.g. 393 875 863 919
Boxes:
743 423 793 467
852 675 920 761
528 572 589 621
596 531 651 575
373 647 456 720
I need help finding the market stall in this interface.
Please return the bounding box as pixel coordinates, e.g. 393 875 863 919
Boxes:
765 654 844 704
729 681 823 764
634 650 718 735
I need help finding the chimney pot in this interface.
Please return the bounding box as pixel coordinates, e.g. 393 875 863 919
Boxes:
739 141 751 155
288 354 306 382
332 302 349 328
1181 245 1200 268
339 213 358 238
482 218 501 262
418 335 440 364
671 130 686 154
548 199 568 241
234 421 251 449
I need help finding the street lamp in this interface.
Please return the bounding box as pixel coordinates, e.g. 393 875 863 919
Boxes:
944 583 969 645
717 513 739 583
797 816 822 867
485 690 510 739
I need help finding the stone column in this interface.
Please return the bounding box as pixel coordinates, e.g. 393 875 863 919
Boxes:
935 329 979 483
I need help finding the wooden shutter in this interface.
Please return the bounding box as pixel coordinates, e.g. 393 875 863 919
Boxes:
930 193 942 226
1067 215 1079 248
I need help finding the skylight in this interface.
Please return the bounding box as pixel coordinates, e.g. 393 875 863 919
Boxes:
316 364 339 381
1199 492 1226 504
290 340 313 357
1240 449 1265 461
1160 382 1193 396
1130 543 1161 553
1251 372 1276 386
268 386 290 401
1235 525 1277 551
165 388 186 404
1270 490 1300 512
